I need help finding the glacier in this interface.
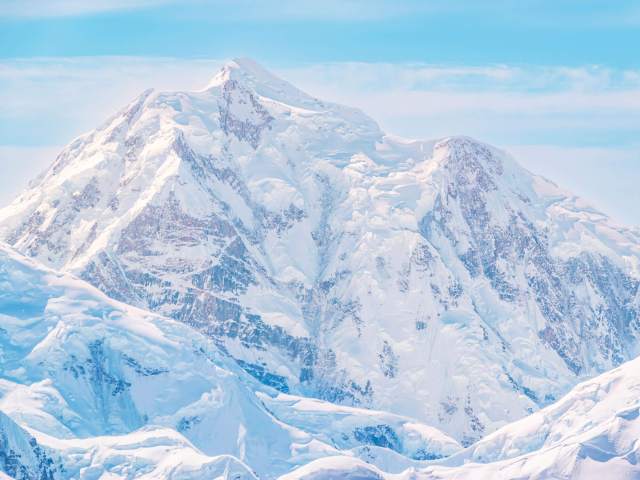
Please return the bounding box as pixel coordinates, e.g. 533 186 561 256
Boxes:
3 240 639 478
0 57 639 478
281 352 640 479
0 242 461 478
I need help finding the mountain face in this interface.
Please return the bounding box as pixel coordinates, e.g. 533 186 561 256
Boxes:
282 349 640 480
0 242 460 479
0 411 59 480
431 351 640 479
1 58 640 445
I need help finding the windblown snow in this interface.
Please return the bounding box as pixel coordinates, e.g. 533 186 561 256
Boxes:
1 58 639 479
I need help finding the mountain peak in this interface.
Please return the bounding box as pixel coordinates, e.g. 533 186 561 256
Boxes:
206 57 320 108
433 136 505 178
212 57 279 85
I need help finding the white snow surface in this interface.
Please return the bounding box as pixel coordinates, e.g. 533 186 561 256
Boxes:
0 241 460 478
279 353 640 479
1 57 640 457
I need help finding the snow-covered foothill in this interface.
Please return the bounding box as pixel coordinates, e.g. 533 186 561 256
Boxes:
280 354 640 479
0 242 460 478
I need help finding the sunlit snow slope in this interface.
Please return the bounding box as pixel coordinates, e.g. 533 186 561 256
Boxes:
1 58 639 444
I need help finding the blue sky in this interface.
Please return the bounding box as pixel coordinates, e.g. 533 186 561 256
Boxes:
1 0 639 223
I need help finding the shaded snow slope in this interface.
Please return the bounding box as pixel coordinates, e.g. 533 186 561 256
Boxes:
0 242 459 478
32 428 260 480
0 411 59 480
1 58 639 444
259 392 460 462
423 353 640 478
280 354 640 478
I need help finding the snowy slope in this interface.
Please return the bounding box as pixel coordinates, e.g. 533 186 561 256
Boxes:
0 241 325 477
0 242 460 478
30 428 260 480
0 411 59 480
1 58 639 444
423 351 640 479
259 392 460 461
280 353 640 479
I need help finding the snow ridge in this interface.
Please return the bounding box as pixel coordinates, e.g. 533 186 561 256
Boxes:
1 58 639 450
0 242 461 478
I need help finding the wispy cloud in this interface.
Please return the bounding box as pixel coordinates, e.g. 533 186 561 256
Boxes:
0 0 447 20
2 56 639 145
0 56 223 144
0 0 488 21
279 62 640 144
4 0 639 27
0 0 176 17
1 56 639 222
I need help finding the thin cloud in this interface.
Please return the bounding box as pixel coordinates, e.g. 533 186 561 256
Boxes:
3 0 638 27
0 0 439 20
1 56 639 223
2 56 640 143
0 0 176 17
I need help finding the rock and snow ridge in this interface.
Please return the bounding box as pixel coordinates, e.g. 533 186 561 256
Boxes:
2 235 639 480
0 242 460 478
281 352 640 479
1 57 639 447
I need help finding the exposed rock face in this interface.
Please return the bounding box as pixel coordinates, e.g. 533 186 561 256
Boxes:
0 412 59 480
1 58 639 444
0 241 460 479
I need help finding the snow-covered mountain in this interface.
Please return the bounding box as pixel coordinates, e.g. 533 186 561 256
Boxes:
0 411 58 480
282 350 640 479
1 58 640 446
5 239 639 479
428 352 640 479
0 242 460 478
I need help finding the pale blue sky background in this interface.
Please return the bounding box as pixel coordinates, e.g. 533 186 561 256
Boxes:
1 0 639 224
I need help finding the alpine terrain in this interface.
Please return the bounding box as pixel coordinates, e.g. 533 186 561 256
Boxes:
1 58 639 478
